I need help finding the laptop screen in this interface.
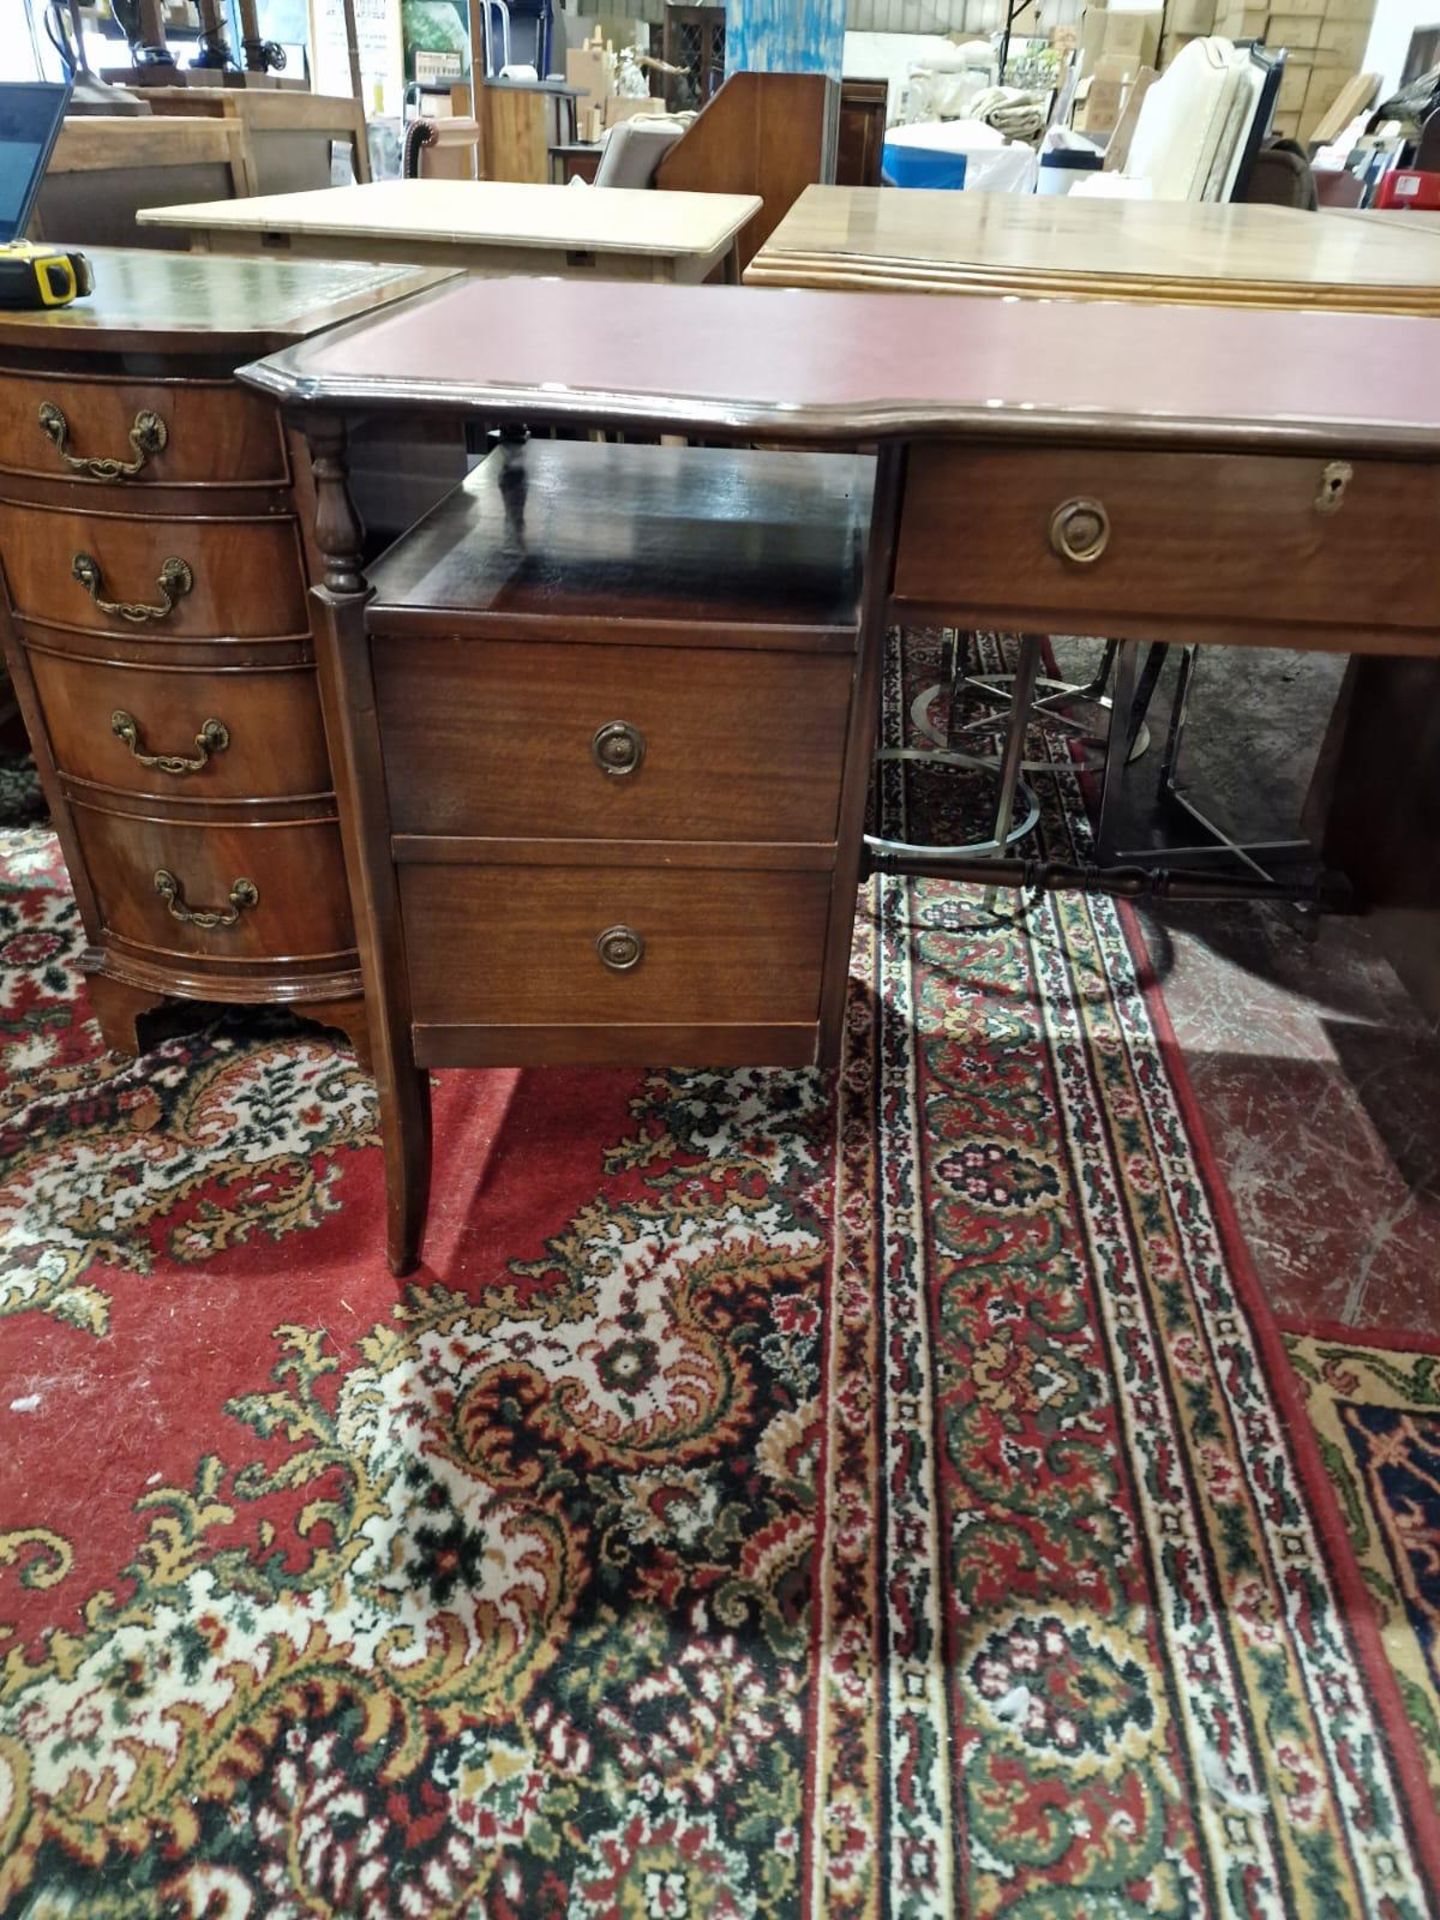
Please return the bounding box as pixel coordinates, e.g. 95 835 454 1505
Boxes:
0 84 72 248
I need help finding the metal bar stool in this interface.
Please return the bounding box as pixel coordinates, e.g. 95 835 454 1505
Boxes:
867 633 1047 875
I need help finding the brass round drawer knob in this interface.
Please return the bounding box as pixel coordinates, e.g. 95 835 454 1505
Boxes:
591 720 646 777
1049 497 1111 566
596 925 645 972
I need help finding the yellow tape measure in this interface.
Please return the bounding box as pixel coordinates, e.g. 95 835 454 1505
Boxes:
0 244 93 310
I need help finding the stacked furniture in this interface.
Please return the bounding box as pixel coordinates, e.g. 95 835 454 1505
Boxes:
0 249 445 1061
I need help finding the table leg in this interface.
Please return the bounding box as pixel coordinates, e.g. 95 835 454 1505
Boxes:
984 632 1043 911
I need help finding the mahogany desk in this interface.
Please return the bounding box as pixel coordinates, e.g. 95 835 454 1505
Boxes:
244 277 1440 1272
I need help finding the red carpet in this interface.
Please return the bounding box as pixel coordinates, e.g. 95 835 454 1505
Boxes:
2 635 1438 1916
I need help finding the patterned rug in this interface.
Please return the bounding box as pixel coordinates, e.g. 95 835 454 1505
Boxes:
1285 1328 1440 1801
2 647 1439 1918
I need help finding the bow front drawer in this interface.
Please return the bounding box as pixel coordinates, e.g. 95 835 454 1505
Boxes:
893 446 1440 642
0 502 309 639
372 636 854 844
71 806 352 966
26 650 331 803
0 371 286 487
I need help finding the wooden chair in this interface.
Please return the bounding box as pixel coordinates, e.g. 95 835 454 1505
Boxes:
145 88 373 191
34 117 249 249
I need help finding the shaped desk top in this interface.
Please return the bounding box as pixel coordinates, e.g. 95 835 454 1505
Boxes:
137 179 763 274
745 186 1440 315
245 273 1440 457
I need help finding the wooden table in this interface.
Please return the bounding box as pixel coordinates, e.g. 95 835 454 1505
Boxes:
245 276 1440 1271
137 179 763 283
745 185 1440 314
1323 206 1440 236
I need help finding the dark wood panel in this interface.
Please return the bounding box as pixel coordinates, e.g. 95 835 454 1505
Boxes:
401 863 832 1028
654 71 838 273
0 369 285 488
373 636 853 841
365 439 872 637
72 803 353 966
837 79 886 189
28 649 331 803
414 1021 820 1067
1321 655 1440 1020
0 501 310 639
894 444 1440 636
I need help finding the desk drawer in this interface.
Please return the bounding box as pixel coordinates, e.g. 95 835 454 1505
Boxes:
29 650 331 803
0 370 286 487
894 446 1440 636
372 636 854 844
0 502 309 639
401 863 830 1028
73 805 352 966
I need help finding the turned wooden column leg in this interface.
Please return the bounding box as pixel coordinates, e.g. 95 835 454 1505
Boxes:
84 970 166 1057
302 412 432 1275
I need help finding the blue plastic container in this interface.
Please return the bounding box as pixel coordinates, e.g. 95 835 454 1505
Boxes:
881 139 968 190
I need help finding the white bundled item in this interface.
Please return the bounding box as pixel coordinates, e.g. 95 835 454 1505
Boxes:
902 40 999 124
968 85 1049 144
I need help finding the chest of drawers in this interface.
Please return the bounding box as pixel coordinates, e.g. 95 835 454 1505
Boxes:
360 436 871 1067
311 436 876 1265
0 249 445 1061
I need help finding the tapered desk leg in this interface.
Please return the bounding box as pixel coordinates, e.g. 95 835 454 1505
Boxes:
304 414 432 1276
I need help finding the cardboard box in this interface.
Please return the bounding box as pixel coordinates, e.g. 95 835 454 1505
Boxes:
566 37 614 105
1270 107 1302 135
1304 63 1355 108
1168 0 1216 29
1074 53 1135 134
1214 4 1269 38
1314 19 1369 63
1276 61 1310 109
1079 7 1162 76
1317 0 1376 21
1267 13 1325 48
602 94 665 130
1104 8 1162 59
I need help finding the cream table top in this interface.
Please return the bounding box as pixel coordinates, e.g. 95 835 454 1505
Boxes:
1322 206 1440 236
138 179 763 282
746 185 1440 314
